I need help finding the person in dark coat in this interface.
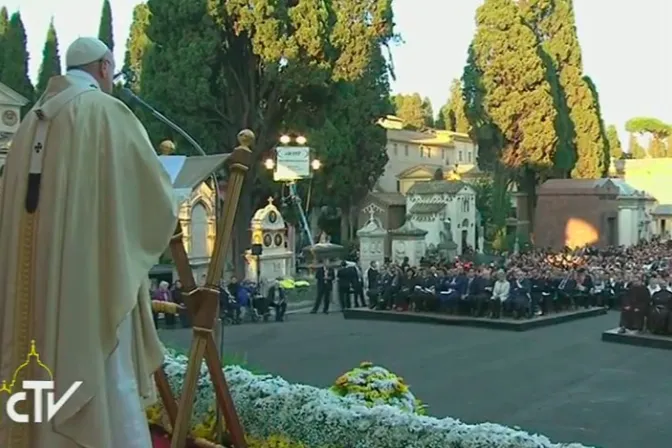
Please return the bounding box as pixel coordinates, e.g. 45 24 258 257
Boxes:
366 261 380 309
311 262 335 314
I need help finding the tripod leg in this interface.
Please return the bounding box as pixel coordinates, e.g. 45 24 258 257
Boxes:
205 336 247 447
171 333 208 448
155 367 178 427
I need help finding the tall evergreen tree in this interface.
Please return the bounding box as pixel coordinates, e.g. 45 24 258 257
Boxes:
0 7 9 76
628 133 646 159
521 0 607 178
36 20 62 97
392 93 427 129
436 79 470 133
123 3 151 92
606 125 623 159
2 12 34 108
421 96 434 128
97 0 114 52
464 0 557 232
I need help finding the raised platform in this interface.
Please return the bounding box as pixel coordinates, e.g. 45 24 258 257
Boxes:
602 328 672 350
342 307 607 331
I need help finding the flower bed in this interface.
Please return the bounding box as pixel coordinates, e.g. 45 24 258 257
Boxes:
149 350 591 448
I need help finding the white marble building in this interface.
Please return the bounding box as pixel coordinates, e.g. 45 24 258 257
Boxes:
405 180 477 254
608 179 656 246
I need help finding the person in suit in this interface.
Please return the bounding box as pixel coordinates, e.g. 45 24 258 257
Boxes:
509 270 531 318
346 260 366 308
438 268 461 313
469 268 493 317
556 270 576 311
311 261 335 314
573 268 593 308
365 261 380 309
337 261 355 310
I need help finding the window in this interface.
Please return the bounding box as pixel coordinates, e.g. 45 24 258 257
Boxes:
462 198 470 213
393 143 398 156
420 147 425 158
404 145 409 156
467 151 472 163
458 151 463 162
396 180 401 192
442 149 445 159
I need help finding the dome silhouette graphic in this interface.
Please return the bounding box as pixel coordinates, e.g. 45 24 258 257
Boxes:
0 340 53 395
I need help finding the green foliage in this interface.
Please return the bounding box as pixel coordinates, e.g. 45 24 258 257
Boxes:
436 78 470 134
420 96 434 127
625 116 671 138
583 75 609 176
521 0 606 179
0 7 9 76
628 133 646 159
36 20 62 97
667 135 672 158
606 125 623 159
122 3 151 92
139 0 395 268
466 0 557 171
392 93 429 129
97 0 114 52
473 175 511 242
432 167 444 180
1 12 34 110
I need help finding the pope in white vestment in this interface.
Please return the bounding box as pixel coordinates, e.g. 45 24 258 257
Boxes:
0 37 177 447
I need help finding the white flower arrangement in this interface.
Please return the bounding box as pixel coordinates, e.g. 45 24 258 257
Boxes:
149 350 592 448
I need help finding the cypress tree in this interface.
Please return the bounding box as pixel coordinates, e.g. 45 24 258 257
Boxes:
606 125 623 159
98 0 114 52
464 0 558 231
2 12 34 109
521 0 607 178
0 7 9 76
628 134 646 159
421 96 434 128
437 79 470 133
123 3 151 92
36 20 62 97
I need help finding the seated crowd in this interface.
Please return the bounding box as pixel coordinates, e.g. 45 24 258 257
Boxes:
361 239 671 320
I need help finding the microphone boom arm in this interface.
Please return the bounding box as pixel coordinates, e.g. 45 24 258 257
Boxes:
121 88 208 157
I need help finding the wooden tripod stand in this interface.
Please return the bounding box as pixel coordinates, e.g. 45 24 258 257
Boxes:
154 130 254 448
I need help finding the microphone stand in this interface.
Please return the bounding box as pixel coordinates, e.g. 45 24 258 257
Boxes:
120 87 228 444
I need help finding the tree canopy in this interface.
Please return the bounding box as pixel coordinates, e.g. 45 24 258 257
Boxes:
122 3 150 92
436 78 469 133
520 0 607 179
97 0 114 52
392 93 431 129
628 134 646 159
0 7 9 76
36 20 62 97
463 0 558 231
1 12 34 109
625 116 671 138
138 0 395 268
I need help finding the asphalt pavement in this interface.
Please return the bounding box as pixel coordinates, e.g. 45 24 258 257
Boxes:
159 310 672 448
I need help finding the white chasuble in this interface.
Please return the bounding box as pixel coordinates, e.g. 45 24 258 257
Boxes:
0 72 177 447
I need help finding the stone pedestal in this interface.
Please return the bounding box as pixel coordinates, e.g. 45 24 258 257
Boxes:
245 198 294 289
389 215 427 266
357 211 387 269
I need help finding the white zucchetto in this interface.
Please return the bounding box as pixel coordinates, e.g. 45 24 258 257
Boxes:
66 37 110 68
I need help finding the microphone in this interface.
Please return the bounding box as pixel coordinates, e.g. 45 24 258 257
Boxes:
119 87 207 156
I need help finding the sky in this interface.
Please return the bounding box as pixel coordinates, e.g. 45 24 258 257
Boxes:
4 0 670 138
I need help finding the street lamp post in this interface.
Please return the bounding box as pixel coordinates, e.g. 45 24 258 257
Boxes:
264 134 321 246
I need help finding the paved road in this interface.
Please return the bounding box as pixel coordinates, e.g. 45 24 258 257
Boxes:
160 311 672 448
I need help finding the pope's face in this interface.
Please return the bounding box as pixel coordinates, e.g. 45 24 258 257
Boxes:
97 52 115 94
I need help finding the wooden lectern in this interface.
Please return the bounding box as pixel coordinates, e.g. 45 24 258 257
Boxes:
154 130 254 448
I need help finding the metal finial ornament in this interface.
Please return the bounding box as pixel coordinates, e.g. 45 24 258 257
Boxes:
159 140 176 155
237 129 255 148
